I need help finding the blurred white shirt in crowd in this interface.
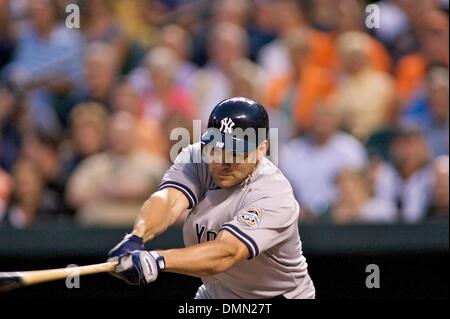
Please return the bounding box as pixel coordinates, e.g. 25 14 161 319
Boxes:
373 162 433 223
193 64 233 126
359 198 398 223
258 39 289 80
280 132 367 216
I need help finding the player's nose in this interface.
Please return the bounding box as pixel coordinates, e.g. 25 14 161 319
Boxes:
217 162 231 169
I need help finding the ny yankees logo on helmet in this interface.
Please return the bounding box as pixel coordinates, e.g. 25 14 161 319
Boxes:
220 117 235 134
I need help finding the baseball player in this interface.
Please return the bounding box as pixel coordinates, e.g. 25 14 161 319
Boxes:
108 97 315 299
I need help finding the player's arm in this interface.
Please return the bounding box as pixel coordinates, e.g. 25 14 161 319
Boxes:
107 187 189 264
111 230 251 285
132 187 189 242
157 229 250 277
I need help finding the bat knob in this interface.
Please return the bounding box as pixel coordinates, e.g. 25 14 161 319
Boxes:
0 273 23 293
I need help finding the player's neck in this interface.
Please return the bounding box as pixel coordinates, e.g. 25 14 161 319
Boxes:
240 160 262 188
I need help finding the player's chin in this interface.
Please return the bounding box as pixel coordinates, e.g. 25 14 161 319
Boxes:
213 175 237 188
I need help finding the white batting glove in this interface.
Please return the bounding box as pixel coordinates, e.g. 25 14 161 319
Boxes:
114 250 166 286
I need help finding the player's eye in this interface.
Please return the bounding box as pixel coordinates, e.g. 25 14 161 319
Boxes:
232 152 248 164
209 147 225 163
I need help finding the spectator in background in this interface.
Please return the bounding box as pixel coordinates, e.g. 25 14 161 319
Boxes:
280 105 367 221
140 47 197 142
190 0 251 67
310 0 392 72
1 158 62 228
373 0 418 62
0 0 15 70
395 7 449 101
373 124 433 223
160 24 198 87
72 42 120 110
112 0 162 51
329 168 397 224
129 24 198 94
229 59 262 101
0 86 21 172
80 0 128 71
60 102 108 180
247 0 277 61
21 130 67 214
310 0 340 32
258 0 335 79
211 0 250 30
0 168 13 222
332 31 395 143
330 0 392 73
110 81 169 158
195 22 263 125
425 156 449 222
189 0 275 62
4 0 85 137
264 29 334 140
66 112 168 227
401 65 449 157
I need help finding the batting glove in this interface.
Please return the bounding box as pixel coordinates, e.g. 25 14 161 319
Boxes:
108 233 144 259
114 250 166 285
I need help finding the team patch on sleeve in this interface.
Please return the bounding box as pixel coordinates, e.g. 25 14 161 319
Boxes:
237 207 262 227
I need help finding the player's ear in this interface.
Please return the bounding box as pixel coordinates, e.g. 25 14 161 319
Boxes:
257 140 269 161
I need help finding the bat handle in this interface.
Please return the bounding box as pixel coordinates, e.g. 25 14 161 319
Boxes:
22 260 119 285
0 260 119 292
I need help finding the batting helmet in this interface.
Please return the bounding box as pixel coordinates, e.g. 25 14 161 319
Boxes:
200 97 269 153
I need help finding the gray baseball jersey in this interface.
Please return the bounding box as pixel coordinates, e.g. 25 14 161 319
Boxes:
159 143 315 299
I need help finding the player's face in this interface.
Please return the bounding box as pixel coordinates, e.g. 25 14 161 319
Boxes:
208 152 257 188
206 143 267 188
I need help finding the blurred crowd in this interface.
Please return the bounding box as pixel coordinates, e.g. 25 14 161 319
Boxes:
0 0 448 228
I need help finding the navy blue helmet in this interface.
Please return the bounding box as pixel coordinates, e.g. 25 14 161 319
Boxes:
200 97 269 153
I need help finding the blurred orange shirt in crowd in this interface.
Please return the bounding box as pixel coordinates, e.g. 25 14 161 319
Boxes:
316 30 392 73
309 31 336 69
395 53 428 101
367 38 392 73
264 29 392 131
263 30 336 130
0 169 13 203
264 65 334 130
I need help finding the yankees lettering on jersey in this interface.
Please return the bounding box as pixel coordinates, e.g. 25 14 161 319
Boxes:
158 143 315 299
196 223 218 243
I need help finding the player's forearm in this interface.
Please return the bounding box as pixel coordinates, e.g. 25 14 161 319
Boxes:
158 241 242 277
132 189 188 242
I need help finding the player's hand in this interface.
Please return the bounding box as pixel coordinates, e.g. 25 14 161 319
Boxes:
113 250 166 285
108 233 144 260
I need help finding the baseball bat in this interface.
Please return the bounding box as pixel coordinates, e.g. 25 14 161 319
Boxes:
0 261 118 293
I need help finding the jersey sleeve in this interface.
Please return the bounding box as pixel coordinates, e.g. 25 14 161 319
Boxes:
158 143 209 209
220 179 300 259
